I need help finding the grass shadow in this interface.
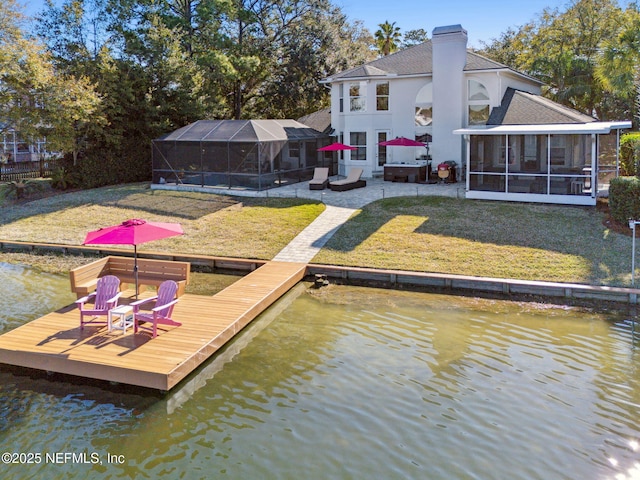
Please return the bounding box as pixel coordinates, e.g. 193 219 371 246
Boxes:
316 196 632 286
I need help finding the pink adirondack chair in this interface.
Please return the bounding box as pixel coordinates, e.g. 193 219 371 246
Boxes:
76 275 122 329
131 280 181 338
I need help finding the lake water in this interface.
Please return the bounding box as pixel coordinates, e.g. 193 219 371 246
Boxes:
0 264 639 479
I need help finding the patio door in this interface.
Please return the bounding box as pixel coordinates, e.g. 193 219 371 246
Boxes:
376 130 391 170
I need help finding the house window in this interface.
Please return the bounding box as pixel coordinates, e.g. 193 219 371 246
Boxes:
349 82 366 112
415 82 432 126
468 80 490 125
376 82 389 111
415 106 432 126
339 84 344 113
350 132 367 160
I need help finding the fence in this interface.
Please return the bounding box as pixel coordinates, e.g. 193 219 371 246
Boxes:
0 159 60 182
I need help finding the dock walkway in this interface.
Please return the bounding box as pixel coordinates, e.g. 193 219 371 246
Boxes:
0 261 306 390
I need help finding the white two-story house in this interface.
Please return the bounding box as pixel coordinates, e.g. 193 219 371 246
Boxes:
322 24 630 205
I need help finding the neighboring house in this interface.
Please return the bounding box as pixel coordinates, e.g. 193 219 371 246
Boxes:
0 124 50 163
321 24 631 205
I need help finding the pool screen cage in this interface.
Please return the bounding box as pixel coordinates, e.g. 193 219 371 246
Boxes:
152 119 331 191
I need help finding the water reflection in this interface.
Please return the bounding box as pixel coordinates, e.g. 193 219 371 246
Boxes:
0 266 639 479
0 262 76 332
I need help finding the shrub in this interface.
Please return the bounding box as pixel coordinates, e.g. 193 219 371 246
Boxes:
609 176 640 224
620 132 640 176
55 144 151 190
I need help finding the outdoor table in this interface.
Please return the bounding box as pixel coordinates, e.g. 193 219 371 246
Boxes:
108 305 134 334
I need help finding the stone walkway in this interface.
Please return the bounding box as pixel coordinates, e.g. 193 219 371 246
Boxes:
270 178 463 263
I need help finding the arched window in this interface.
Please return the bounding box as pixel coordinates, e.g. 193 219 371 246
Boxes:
415 82 432 126
468 80 490 125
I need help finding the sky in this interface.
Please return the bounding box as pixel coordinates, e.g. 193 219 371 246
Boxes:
337 0 571 47
21 0 572 48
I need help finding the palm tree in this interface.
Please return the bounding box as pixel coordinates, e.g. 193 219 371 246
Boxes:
375 21 402 56
596 14 640 126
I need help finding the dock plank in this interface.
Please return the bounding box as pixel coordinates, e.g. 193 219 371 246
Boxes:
0 261 307 390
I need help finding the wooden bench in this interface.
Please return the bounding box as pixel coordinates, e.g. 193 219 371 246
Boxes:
70 256 190 298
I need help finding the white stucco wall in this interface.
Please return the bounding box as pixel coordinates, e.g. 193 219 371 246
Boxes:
327 25 543 178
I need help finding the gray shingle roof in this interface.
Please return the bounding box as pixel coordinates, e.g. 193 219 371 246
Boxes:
488 88 596 125
297 108 332 134
327 41 531 80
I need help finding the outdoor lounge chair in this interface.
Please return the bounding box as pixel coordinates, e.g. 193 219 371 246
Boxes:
131 280 181 338
329 168 366 192
309 167 329 190
76 275 122 329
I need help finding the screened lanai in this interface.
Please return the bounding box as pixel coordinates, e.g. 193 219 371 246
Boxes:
152 119 330 191
455 122 631 206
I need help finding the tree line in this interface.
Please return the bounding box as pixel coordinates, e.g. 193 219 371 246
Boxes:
478 0 639 125
0 0 638 189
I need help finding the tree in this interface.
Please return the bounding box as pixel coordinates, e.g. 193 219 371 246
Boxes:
254 9 376 118
595 6 640 125
375 20 401 56
32 0 376 189
0 0 101 164
478 0 631 121
478 25 535 67
401 28 428 49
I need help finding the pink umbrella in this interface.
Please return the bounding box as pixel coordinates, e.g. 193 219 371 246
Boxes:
318 142 358 151
84 219 183 297
378 137 427 147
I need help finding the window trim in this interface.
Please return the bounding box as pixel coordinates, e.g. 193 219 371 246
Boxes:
467 79 490 126
375 82 389 111
349 131 367 161
349 82 366 112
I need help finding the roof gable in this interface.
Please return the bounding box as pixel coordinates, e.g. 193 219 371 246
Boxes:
488 88 596 125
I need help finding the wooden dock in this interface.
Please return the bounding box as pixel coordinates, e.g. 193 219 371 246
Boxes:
0 261 307 390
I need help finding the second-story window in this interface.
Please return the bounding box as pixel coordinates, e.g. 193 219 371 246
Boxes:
376 82 389 111
415 82 432 126
349 82 366 112
468 80 490 125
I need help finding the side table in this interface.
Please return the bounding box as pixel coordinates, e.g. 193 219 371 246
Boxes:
108 305 134 334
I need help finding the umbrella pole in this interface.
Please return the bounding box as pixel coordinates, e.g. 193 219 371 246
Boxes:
134 245 139 299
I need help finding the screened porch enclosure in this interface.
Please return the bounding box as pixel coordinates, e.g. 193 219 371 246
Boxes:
152 120 330 191
468 134 593 196
455 121 632 206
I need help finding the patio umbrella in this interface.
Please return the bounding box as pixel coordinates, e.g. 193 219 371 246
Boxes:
378 137 427 147
83 219 184 297
317 142 358 151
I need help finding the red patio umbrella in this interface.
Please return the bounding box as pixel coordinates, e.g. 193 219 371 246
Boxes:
378 137 427 147
317 142 358 151
83 219 184 297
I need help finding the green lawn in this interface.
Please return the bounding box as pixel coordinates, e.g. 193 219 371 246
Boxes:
0 183 325 260
0 184 634 287
312 196 632 286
